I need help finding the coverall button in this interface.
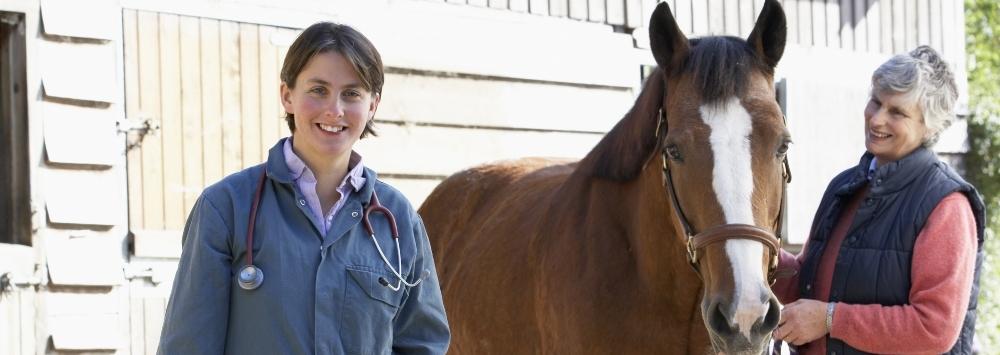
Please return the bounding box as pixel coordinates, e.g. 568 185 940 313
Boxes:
298 199 306 206
352 211 359 218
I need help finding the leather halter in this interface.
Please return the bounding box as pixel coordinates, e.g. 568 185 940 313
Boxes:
655 109 791 284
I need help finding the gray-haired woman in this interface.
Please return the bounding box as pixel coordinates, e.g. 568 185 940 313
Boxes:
771 46 986 354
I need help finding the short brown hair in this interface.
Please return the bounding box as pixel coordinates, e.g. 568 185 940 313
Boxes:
280 22 383 137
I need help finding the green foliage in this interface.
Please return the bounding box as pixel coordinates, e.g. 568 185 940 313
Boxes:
966 0 1000 351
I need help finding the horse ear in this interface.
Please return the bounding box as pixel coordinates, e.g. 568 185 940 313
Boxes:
649 2 689 70
747 0 787 68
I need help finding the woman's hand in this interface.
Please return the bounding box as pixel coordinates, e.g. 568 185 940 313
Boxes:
773 299 829 346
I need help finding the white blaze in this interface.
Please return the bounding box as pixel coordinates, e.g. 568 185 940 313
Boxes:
699 97 768 339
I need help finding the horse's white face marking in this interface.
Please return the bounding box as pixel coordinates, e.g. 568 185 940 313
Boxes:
699 97 768 340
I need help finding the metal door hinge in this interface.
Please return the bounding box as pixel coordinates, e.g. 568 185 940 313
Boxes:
118 116 160 151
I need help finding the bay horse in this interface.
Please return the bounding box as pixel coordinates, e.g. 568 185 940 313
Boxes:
419 1 790 353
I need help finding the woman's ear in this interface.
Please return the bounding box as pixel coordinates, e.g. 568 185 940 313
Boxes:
280 82 294 113
370 92 381 119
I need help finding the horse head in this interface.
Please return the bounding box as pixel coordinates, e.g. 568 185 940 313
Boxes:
650 1 789 352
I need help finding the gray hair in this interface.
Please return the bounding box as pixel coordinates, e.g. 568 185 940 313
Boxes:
871 45 958 146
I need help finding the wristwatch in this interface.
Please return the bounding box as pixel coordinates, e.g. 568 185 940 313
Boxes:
826 302 836 333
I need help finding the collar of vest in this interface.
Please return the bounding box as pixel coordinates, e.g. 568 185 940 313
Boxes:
836 147 938 198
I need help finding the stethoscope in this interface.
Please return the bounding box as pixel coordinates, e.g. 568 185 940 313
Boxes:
237 170 427 291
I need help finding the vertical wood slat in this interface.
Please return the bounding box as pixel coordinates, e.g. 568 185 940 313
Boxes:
826 0 840 49
839 0 854 50
220 21 243 175
159 14 185 230
200 18 224 189
706 0 723 34
19 289 34 355
550 0 569 17
798 0 813 46
124 10 144 231
489 0 509 10
142 298 166 355
588 0 606 23
569 0 587 20
239 24 262 167
468 0 488 6
607 0 626 26
0 288 37 355
276 30 294 139
784 0 799 44
625 0 642 29
179 16 203 219
258 26 280 154
129 286 145 355
739 0 754 37
916 0 929 45
529 0 549 15
690 0 707 34
723 0 739 35
812 0 827 47
138 11 164 230
904 0 917 49
929 0 942 51
879 0 892 53
940 0 955 58
852 0 866 51
892 0 904 53
509 0 529 13
674 0 693 33
865 0 879 52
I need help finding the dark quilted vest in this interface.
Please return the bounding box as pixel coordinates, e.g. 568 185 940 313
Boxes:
798 148 986 355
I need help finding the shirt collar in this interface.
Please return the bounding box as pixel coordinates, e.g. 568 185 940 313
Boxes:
283 137 367 192
867 158 878 180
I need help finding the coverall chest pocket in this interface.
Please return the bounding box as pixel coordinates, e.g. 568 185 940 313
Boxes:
343 265 406 355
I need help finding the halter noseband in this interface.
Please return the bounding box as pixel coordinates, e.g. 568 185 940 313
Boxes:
655 109 791 285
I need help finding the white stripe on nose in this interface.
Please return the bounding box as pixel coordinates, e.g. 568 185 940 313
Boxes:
699 97 767 339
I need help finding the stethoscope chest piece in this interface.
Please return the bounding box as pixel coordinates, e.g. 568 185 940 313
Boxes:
238 265 263 290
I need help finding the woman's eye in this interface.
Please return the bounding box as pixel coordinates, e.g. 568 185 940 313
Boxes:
309 87 328 95
343 90 361 98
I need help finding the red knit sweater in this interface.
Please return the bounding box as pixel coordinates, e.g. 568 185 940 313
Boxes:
772 190 977 354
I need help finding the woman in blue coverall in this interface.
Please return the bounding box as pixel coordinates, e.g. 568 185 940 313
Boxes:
158 22 450 354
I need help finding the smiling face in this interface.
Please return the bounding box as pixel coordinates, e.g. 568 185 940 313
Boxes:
864 89 928 165
281 51 380 165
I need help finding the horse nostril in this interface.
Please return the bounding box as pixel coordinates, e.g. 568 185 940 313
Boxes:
706 300 739 337
759 296 781 333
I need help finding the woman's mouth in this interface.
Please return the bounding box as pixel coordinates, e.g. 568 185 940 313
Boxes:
870 130 891 140
317 123 346 134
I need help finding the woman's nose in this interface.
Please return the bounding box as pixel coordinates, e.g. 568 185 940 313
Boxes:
325 99 344 118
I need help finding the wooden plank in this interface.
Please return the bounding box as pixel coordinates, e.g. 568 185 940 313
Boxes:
18 288 34 355
879 0 892 53
124 9 145 231
904 0 917 49
851 0 866 51
50 315 120 350
132 230 182 258
625 0 642 29
510 0 528 12
143 298 167 355
180 16 204 217
826 0 840 49
138 10 164 230
39 0 117 40
737 0 752 37
928 0 942 51
722 0 738 35
42 102 118 166
707 0 724 34
489 0 509 10
380 178 443 208
812 0 826 47
129 293 145 355
200 18 225 189
258 25 281 155
550 0 569 17
607 0 626 25
797 0 812 45
784 0 799 44
916 0 929 45
839 0 854 50
691 0 708 35
0 283 20 355
865 0 880 52
219 21 244 175
939 0 955 58
276 29 296 139
45 231 123 286
39 40 118 103
588 0 606 23
529 0 549 15
45 169 123 226
46 292 118 316
891 0 904 52
641 0 658 30
159 13 185 230
378 73 632 132
240 23 263 167
675 0 693 33
468 0 488 6
354 124 603 177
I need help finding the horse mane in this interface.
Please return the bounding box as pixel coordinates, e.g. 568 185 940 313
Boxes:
578 36 768 181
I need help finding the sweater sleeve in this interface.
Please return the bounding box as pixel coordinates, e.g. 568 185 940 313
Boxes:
771 248 803 304
829 192 977 354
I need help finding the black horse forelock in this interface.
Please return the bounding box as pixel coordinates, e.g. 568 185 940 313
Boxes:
681 36 770 105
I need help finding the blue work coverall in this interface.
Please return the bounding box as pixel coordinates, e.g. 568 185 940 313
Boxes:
158 140 450 354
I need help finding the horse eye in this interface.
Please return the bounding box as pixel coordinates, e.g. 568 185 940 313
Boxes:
665 145 683 161
776 141 790 157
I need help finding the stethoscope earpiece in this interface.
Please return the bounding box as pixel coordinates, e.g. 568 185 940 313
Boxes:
238 265 264 290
